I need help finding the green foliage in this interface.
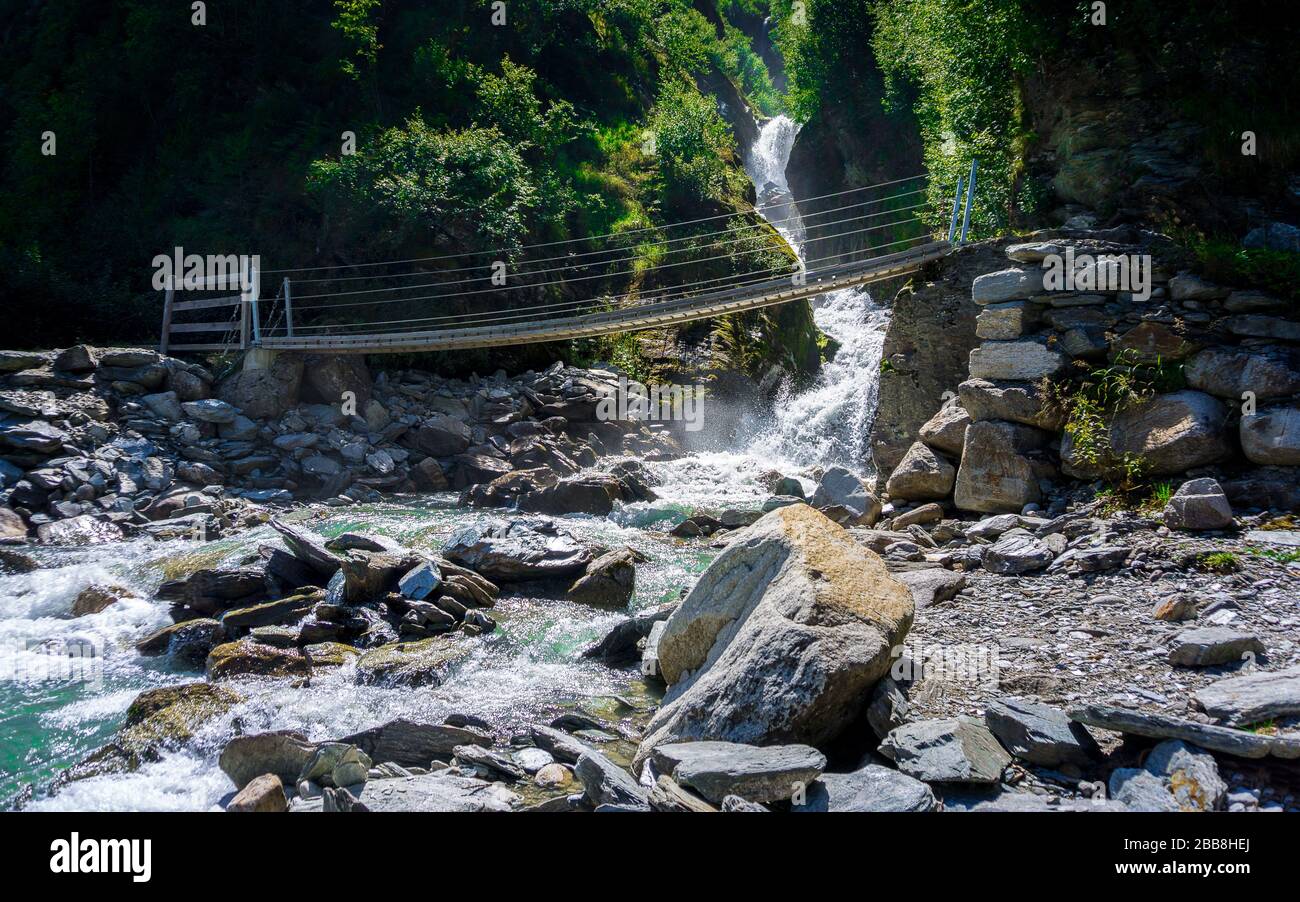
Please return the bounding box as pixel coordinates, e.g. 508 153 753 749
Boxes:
1189 241 1300 302
1043 350 1185 492
869 0 1056 235
713 21 785 117
332 0 383 80
0 0 802 359
1249 548 1300 565
1197 551 1241 574
310 118 538 258
648 81 744 208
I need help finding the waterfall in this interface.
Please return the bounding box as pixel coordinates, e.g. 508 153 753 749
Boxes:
743 116 890 474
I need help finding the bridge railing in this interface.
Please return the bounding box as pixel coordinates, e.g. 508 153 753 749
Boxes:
158 166 977 354
158 261 259 355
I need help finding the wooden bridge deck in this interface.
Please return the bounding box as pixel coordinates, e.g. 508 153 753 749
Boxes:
250 241 951 355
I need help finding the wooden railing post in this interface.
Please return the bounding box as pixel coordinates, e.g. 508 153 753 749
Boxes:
159 276 175 354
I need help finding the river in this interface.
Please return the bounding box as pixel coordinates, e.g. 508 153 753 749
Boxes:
1 117 892 810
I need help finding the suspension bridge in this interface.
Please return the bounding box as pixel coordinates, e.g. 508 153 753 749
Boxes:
158 165 978 356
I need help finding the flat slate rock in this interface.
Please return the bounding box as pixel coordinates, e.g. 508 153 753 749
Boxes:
794 765 937 812
651 741 826 804
1167 627 1265 667
1244 529 1300 548
984 697 1098 767
879 716 1012 784
1069 703 1300 759
270 519 341 577
338 718 493 768
1193 665 1300 728
291 773 518 812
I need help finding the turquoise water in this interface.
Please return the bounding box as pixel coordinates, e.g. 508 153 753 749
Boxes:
0 456 770 810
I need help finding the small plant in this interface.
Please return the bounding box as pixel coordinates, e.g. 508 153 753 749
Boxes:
1042 350 1185 494
1249 548 1300 565
1197 551 1241 573
1139 480 1175 512
1247 719 1279 736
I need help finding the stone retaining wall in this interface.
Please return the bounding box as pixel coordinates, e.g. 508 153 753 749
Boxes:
873 228 1300 515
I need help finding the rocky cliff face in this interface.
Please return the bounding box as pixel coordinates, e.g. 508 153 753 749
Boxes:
786 79 925 266
868 245 992 473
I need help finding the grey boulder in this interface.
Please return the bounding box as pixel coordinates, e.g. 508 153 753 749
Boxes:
650 741 826 804
879 716 1012 784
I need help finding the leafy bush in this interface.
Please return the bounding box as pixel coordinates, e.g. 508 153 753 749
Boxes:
649 82 744 209
309 118 537 258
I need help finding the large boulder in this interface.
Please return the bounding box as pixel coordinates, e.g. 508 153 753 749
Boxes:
1162 478 1234 530
879 716 1011 784
1109 740 1226 812
1192 665 1300 727
413 415 472 457
567 548 636 607
795 765 938 812
958 378 1064 431
219 730 317 790
1241 404 1300 466
339 718 493 767
217 353 304 420
975 301 1038 340
981 529 1055 574
1098 390 1231 476
574 749 649 809
301 354 371 407
810 467 880 524
517 475 622 516
354 637 471 688
225 774 288 812
953 420 1049 513
206 640 311 681
292 773 518 812
1167 628 1265 667
443 519 594 582
1185 345 1300 401
634 504 913 766
984 698 1098 767
971 267 1041 304
885 442 955 501
1066 392 1227 483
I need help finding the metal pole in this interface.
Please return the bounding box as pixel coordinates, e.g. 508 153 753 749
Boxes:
249 259 262 346
283 276 294 337
947 176 963 242
959 159 978 244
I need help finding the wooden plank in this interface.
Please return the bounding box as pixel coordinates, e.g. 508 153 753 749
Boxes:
171 295 242 312
169 322 239 333
165 342 240 352
159 283 175 354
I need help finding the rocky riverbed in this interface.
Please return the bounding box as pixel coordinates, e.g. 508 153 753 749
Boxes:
4 228 1300 813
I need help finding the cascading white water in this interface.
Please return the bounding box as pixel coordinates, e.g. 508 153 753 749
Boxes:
744 116 890 473
641 116 891 506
